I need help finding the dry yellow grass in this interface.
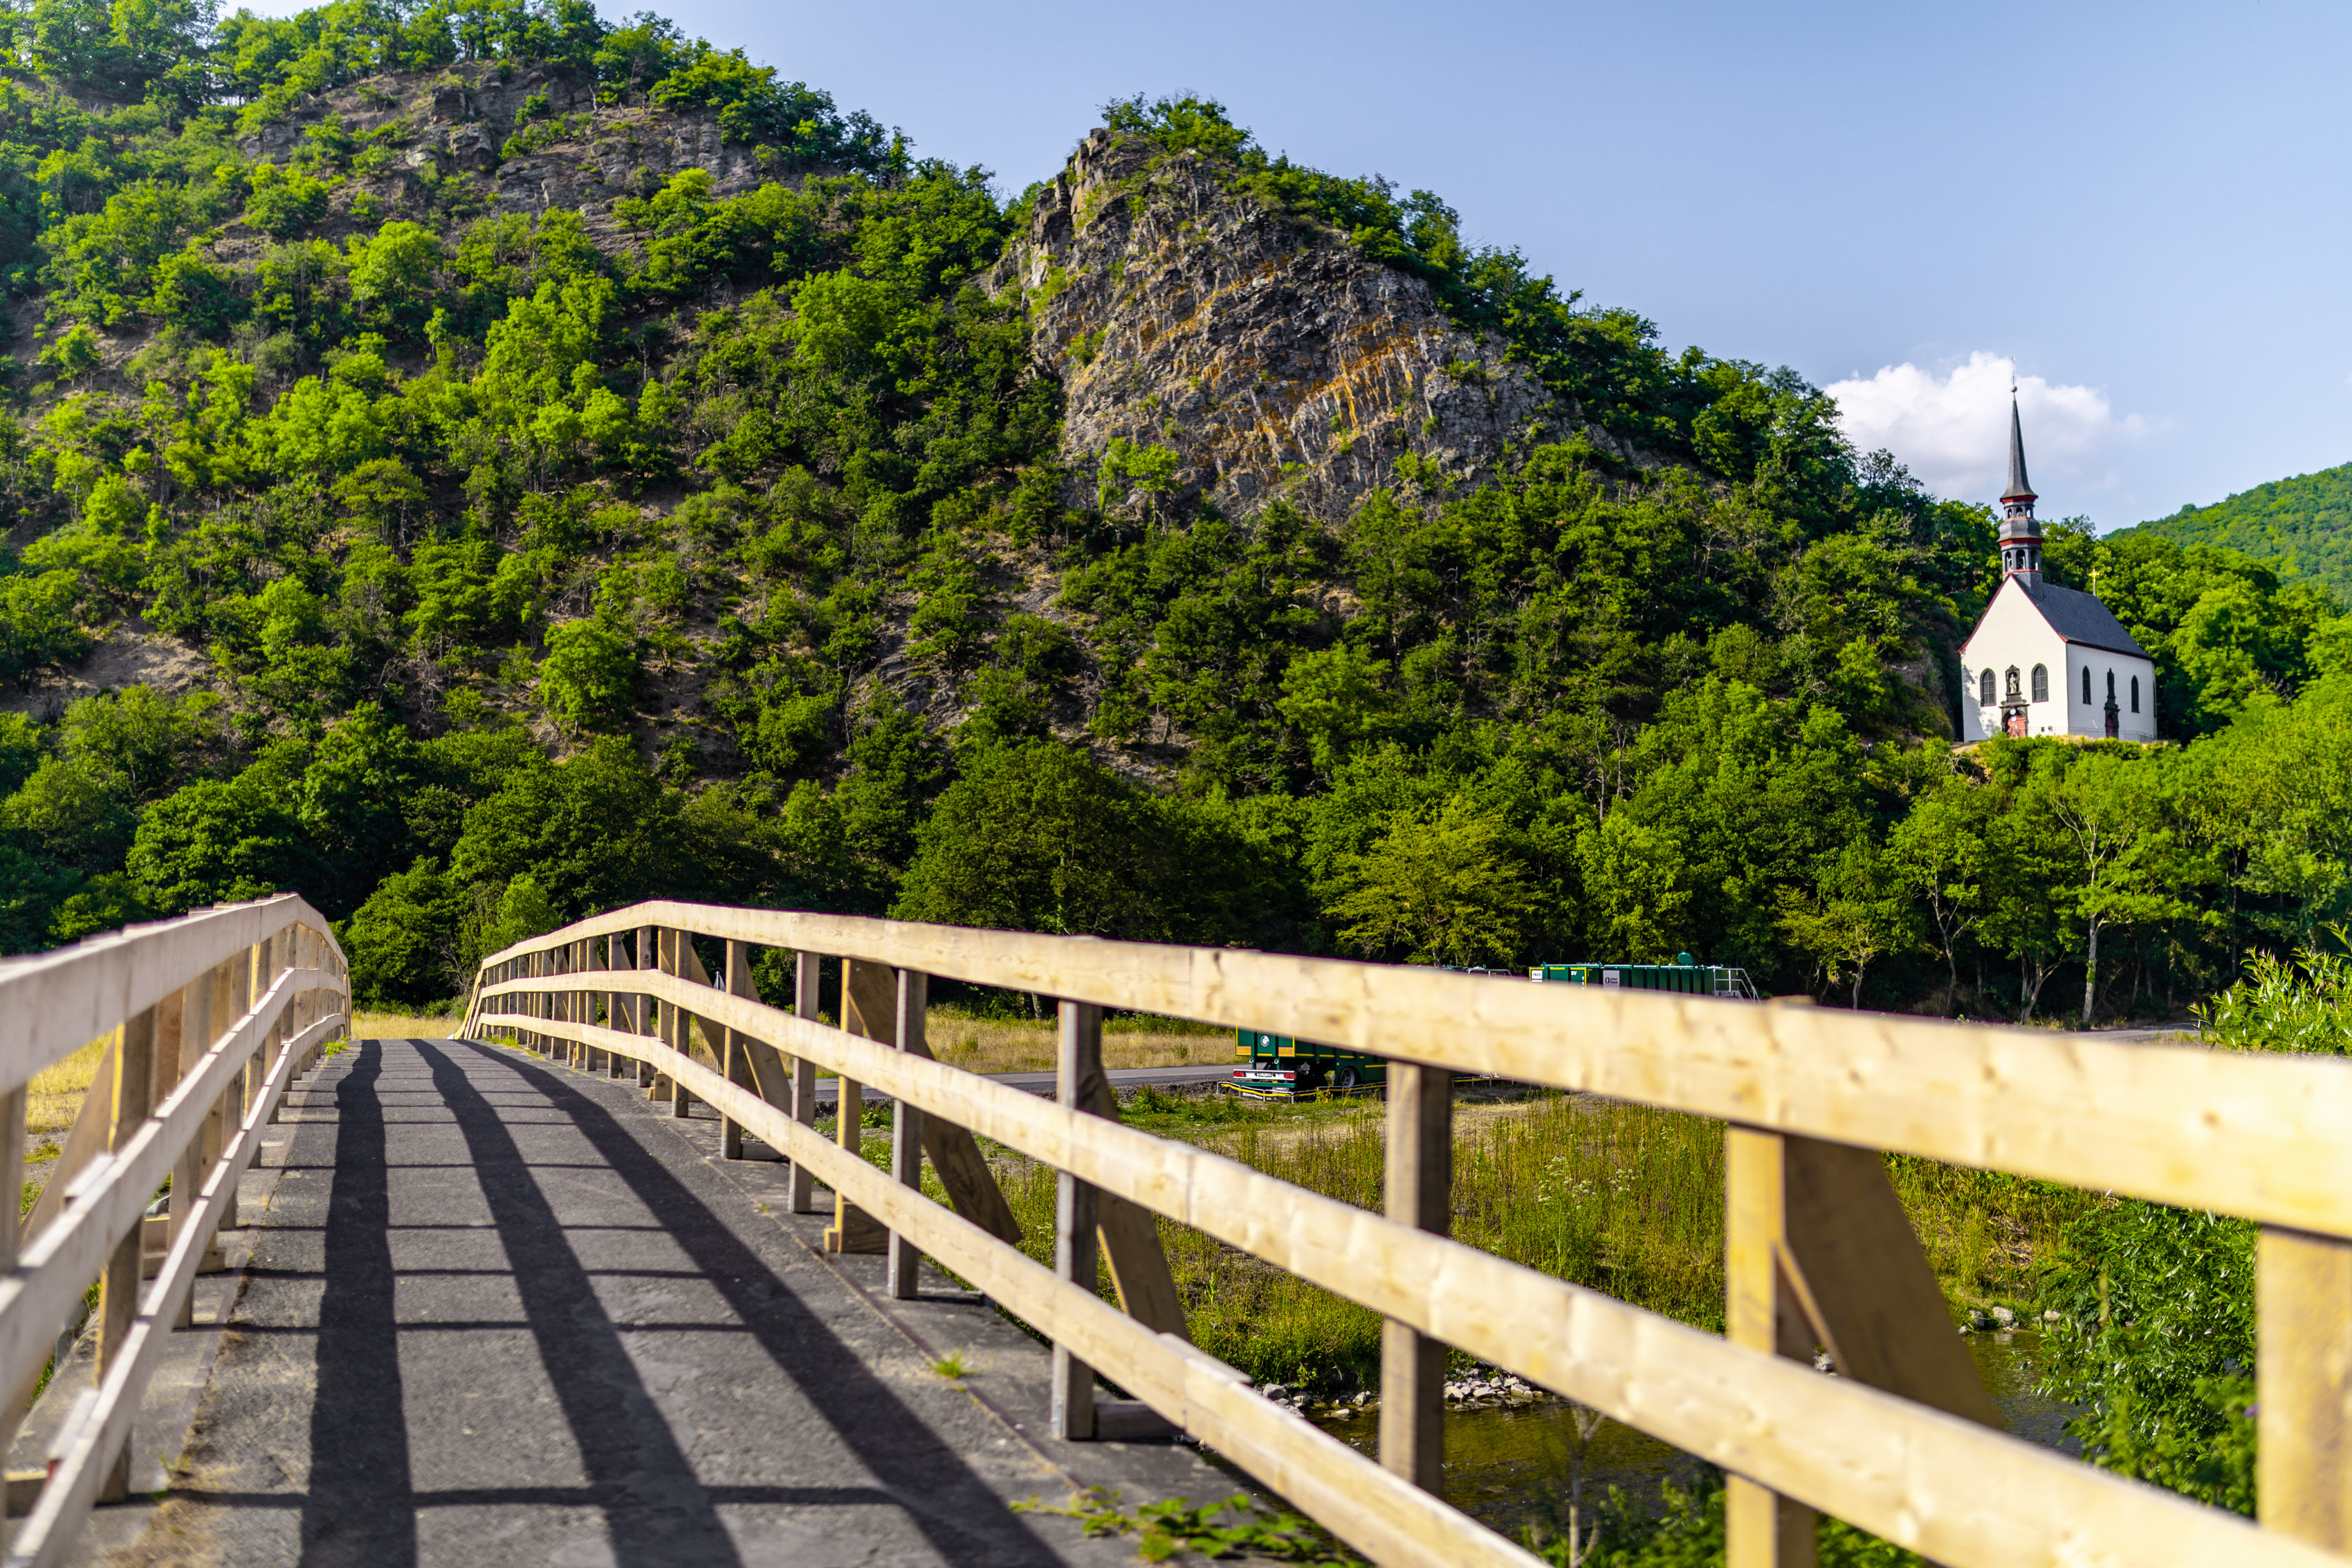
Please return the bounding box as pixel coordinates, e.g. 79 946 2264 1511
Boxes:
353 1012 457 1040
28 1037 108 1138
926 1014 1235 1074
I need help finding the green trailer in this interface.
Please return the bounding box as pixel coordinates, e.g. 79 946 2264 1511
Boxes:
1226 1029 1389 1098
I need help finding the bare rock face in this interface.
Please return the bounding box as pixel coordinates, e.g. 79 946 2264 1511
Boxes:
994 129 1628 526
239 64 784 259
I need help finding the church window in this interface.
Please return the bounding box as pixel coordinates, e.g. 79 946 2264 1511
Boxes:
2082 667 2092 705
2031 665 2049 702
2004 666 2021 700
1979 669 1995 706
2131 675 2140 713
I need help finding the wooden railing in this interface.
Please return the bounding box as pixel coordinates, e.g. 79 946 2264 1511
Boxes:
0 895 349 1567
465 901 2352 1568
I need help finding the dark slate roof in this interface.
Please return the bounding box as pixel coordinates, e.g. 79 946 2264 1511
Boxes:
2021 578 2150 658
2001 398 2035 502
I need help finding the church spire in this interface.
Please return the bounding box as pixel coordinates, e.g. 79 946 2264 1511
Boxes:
2001 395 2036 507
1997 390 2042 581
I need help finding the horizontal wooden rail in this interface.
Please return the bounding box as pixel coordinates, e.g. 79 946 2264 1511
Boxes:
0 897 333 1094
0 963 334 1401
471 901 2352 1239
0 895 350 1568
478 965 2335 1568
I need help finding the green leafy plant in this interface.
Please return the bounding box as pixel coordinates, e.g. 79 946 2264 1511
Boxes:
1018 1488 1355 1564
2196 934 2352 1053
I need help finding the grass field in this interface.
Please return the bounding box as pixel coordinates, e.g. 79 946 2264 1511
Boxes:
973 1085 2100 1393
28 1037 108 1140
353 1012 459 1040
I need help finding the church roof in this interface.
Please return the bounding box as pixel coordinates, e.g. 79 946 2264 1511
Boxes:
2020 578 2150 658
2001 398 2035 504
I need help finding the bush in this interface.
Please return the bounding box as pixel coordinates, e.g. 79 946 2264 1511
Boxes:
0 569 91 687
344 858 464 1006
2197 939 2352 1053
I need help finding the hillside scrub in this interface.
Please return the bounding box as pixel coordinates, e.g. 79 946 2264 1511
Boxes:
0 3 2340 1041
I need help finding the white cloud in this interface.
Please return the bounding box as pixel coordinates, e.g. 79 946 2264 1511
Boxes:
1826 351 2151 507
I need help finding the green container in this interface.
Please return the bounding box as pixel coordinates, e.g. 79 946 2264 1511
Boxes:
1528 954 1757 999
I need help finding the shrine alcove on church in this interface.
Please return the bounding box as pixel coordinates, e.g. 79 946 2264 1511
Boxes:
1958 398 2156 742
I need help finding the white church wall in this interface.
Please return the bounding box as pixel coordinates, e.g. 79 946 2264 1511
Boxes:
2065 646 2158 741
1959 580 2069 739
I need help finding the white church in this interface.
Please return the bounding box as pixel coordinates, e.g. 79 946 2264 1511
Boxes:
1958 401 2157 743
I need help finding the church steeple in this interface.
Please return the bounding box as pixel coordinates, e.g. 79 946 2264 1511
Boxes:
1998 393 2042 580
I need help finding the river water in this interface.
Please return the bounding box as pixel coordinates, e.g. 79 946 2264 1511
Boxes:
1309 1330 2084 1539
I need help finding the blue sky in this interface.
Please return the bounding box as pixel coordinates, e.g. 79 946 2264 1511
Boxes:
293 1 2352 528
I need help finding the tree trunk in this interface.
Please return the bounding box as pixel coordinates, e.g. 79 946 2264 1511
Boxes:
2082 919 2100 1026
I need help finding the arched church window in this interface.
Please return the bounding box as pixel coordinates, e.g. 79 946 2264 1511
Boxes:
2082 667 2092 705
2130 675 2140 713
2005 667 2021 699
2032 665 2049 702
1979 669 1995 706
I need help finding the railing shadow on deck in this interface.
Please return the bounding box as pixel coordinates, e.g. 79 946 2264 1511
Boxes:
461 900 2352 1568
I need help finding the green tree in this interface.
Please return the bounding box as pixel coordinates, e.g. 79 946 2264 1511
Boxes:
893 741 1182 941
1773 840 1913 1008
1323 795 1535 968
127 771 325 914
1887 767 1991 1009
344 858 464 1006
2039 750 2192 1024
538 619 638 734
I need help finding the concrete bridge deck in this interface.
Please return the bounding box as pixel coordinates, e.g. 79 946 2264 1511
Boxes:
54 1037 1235 1568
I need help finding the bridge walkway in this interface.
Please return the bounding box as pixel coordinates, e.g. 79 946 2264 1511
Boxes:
69 1036 1231 1568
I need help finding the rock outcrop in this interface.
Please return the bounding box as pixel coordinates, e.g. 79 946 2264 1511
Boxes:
993 128 1628 526
237 62 786 257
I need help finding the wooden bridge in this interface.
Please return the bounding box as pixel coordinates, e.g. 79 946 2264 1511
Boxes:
4 894 2352 1566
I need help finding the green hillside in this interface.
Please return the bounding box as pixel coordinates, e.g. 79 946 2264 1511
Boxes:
0 0 2344 1034
2128 463 2352 604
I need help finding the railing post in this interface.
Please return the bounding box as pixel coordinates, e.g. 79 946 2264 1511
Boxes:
660 931 695 1117
591 934 609 1073
888 969 928 1300
96 1002 159 1502
0 1067 22 1470
172 963 219 1330
1052 999 1103 1440
721 940 751 1160
636 926 658 1089
555 940 572 1065
1380 1060 1451 1489
609 934 631 1076
1725 1126 1817 1568
247 933 275 1123
201 953 241 1262
826 959 891 1253
2259 1226 2352 1548
789 952 818 1213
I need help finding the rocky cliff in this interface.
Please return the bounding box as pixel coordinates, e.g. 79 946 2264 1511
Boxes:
994 128 1634 526
235 61 782 255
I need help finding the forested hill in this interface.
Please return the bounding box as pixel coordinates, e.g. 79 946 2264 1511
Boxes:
0 1 2346 1027
2123 462 2352 603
